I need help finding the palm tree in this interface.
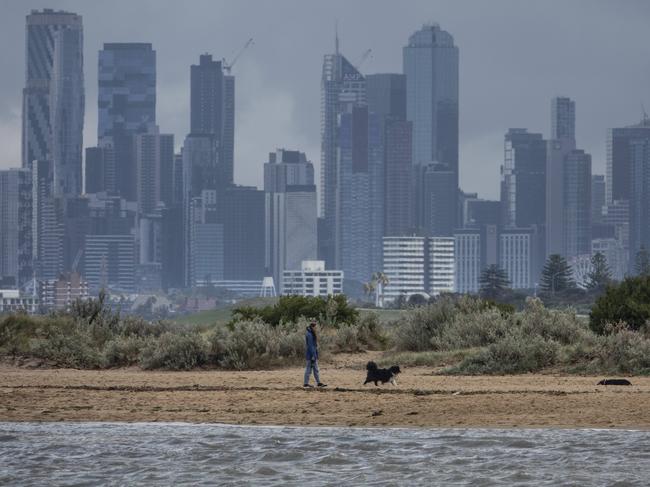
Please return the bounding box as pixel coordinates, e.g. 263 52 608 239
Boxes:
371 272 390 308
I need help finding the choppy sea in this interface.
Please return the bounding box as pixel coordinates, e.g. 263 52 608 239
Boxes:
1 422 649 486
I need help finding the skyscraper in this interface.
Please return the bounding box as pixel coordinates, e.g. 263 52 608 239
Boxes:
366 73 413 236
417 163 457 236
403 25 458 169
134 127 174 216
0 169 33 286
320 38 366 266
404 24 459 233
264 149 317 288
32 160 64 280
606 119 650 205
337 105 383 283
190 54 235 187
551 96 576 141
98 43 156 138
629 138 650 272
98 43 156 201
501 129 547 228
546 97 588 259
591 174 606 223
22 9 84 196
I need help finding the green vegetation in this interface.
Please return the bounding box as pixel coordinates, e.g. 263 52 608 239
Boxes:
230 295 358 328
540 254 575 294
390 295 650 375
590 275 650 334
3 284 650 375
585 252 612 291
479 264 511 300
0 294 381 371
173 297 277 326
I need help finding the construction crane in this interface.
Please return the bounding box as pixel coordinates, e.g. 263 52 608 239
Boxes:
356 48 373 70
223 38 254 74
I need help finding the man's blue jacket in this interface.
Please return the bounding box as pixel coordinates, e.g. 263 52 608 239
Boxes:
305 327 318 361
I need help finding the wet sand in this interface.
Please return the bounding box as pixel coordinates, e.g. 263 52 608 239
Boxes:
1 355 649 429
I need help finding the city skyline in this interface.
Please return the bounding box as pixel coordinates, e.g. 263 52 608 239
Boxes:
1 1 649 200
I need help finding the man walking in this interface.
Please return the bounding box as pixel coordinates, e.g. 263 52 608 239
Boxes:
304 321 327 388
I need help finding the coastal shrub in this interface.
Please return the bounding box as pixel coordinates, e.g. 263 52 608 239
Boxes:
432 307 509 350
209 320 304 369
333 324 362 353
29 326 102 369
102 336 147 367
447 332 559 375
0 314 41 357
518 298 591 345
595 326 650 374
354 313 388 350
139 332 208 370
393 297 457 351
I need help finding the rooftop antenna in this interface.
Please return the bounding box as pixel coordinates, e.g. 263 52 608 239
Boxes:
335 20 339 55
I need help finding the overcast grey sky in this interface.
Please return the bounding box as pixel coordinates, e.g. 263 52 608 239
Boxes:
1 0 650 199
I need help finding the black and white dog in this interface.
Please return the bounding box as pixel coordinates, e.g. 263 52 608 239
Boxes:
364 361 401 386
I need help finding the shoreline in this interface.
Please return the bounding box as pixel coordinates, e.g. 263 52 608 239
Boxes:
3 420 649 432
2 356 650 429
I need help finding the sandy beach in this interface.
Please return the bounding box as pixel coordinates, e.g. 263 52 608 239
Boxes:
1 354 649 429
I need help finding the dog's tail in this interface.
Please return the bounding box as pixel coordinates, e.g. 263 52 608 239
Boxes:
366 361 378 371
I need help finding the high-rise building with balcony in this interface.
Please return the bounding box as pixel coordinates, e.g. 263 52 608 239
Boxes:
22 9 84 196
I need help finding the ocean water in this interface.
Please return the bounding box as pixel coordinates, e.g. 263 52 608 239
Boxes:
1 423 649 486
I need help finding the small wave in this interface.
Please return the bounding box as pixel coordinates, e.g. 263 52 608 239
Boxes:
1 423 649 485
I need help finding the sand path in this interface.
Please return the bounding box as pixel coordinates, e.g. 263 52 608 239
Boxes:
1 355 649 429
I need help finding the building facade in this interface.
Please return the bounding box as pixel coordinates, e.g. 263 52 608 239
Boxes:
501 128 546 228
0 169 33 287
98 43 156 201
337 106 384 284
499 229 532 289
382 236 455 302
454 230 481 294
39 272 88 311
23 9 84 198
606 120 650 205
264 149 317 289
320 42 366 266
190 54 235 187
281 260 343 297
84 234 136 292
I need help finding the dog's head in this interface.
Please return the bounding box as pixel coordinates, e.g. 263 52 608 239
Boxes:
390 365 401 376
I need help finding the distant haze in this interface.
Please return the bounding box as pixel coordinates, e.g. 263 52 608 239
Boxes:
1 0 649 199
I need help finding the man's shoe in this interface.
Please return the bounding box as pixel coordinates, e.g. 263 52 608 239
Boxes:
303 384 313 388
317 383 327 387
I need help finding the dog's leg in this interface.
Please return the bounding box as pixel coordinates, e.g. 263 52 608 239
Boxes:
374 381 378 386
390 378 396 386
